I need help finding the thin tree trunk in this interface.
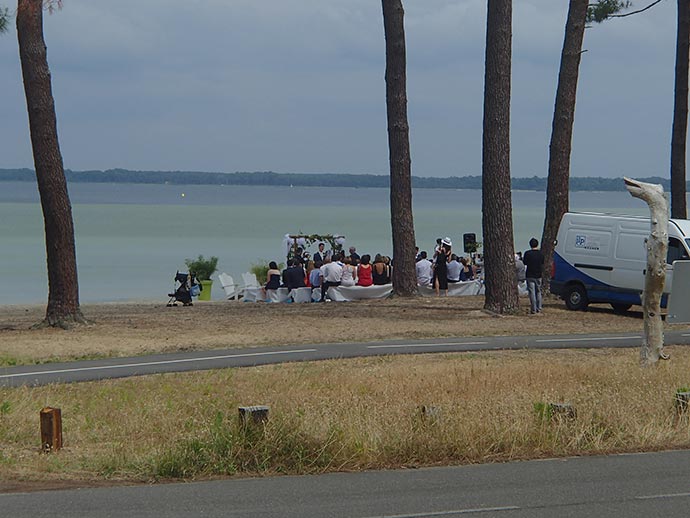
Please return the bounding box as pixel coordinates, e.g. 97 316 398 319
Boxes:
624 178 669 366
382 0 417 296
482 0 518 313
541 0 588 291
17 0 84 327
671 0 689 219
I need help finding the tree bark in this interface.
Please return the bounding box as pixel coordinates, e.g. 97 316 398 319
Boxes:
17 0 84 327
541 0 588 291
482 0 518 313
671 0 689 219
624 178 669 366
382 0 417 296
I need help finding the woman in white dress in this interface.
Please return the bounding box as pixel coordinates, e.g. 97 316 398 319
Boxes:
340 256 357 287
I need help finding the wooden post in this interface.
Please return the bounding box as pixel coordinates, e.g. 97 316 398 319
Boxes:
40 407 62 452
238 405 269 427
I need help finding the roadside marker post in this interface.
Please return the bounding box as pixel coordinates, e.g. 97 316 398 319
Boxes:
40 407 62 453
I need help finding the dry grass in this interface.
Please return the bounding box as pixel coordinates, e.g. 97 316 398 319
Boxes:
0 296 680 366
2 347 690 486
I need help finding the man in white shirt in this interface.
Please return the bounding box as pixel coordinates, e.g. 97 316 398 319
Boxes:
415 251 433 286
320 254 343 301
447 254 462 283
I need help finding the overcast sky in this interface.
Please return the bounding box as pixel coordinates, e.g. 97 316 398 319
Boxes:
0 0 678 178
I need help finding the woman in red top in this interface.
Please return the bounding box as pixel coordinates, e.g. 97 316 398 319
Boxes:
357 254 373 287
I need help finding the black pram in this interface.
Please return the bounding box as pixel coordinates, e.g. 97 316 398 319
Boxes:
167 271 201 307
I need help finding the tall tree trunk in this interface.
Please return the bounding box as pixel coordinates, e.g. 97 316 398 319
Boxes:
17 0 84 327
482 0 518 313
541 0 588 291
671 0 689 219
382 0 417 296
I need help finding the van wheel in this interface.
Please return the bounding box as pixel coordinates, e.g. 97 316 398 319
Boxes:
564 285 588 311
611 303 632 314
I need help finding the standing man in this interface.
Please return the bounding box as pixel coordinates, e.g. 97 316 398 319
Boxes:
313 242 326 265
523 238 544 314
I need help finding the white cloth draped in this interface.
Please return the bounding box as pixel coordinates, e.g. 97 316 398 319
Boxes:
327 284 393 302
417 280 483 297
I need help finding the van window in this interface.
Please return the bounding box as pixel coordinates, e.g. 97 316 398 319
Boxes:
667 237 689 264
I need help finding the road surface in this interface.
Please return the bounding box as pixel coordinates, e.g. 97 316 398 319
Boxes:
2 450 690 517
2 330 690 387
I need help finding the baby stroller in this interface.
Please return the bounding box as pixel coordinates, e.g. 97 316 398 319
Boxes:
167 271 201 307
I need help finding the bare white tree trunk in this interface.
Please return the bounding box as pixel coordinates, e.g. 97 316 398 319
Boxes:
624 177 670 366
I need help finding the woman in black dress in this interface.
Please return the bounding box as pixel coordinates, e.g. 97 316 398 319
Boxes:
434 238 451 296
264 261 282 290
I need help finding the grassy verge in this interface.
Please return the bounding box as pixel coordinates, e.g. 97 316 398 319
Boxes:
2 347 690 484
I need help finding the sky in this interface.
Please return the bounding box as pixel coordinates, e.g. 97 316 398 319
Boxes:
0 0 679 178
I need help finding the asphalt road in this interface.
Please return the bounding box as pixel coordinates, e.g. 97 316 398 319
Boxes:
2 330 690 387
2 450 690 517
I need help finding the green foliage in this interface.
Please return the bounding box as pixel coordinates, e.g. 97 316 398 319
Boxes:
533 401 553 422
0 168 683 193
0 401 11 416
465 241 482 254
151 411 340 479
184 255 218 281
288 234 345 259
586 0 631 23
0 7 9 34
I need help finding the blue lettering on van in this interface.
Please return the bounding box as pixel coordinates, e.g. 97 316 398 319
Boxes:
574 234 600 251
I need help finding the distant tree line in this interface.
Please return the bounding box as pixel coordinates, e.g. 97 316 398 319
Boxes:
0 168 678 192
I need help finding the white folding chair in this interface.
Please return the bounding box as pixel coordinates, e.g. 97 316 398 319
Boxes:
218 272 242 300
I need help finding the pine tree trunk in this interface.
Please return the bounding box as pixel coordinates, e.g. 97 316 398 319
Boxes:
671 0 689 220
541 0 588 291
382 0 417 296
482 0 518 314
17 0 84 327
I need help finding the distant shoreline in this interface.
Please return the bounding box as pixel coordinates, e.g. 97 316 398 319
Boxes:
0 168 674 192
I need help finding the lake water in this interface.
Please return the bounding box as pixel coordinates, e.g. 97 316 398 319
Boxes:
0 181 652 305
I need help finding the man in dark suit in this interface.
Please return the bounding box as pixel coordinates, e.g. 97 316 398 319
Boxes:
313 242 326 264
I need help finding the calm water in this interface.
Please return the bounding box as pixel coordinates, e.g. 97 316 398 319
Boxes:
0 181 651 305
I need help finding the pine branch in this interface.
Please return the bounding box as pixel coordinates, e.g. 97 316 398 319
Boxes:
609 0 663 18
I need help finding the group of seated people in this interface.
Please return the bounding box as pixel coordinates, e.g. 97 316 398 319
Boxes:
264 244 393 302
264 239 482 300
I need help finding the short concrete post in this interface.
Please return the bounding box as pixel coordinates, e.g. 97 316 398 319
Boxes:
40 407 62 452
238 405 269 427
420 405 442 424
549 402 576 421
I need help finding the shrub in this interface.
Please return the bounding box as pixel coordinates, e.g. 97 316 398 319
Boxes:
184 255 219 281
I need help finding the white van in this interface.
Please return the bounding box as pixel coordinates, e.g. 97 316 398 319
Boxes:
550 212 690 312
